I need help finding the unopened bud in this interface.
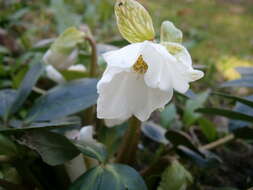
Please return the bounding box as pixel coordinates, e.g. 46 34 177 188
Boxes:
43 27 85 70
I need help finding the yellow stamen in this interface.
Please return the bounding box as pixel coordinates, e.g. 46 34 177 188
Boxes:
133 55 148 74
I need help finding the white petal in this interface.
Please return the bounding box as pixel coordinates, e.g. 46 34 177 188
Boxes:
97 68 173 123
102 43 142 69
97 71 132 120
104 118 127 127
133 84 174 121
65 129 79 140
68 64 87 72
97 66 125 94
45 65 66 84
141 41 176 91
79 126 97 144
168 42 192 67
43 49 78 70
187 70 204 81
161 42 204 93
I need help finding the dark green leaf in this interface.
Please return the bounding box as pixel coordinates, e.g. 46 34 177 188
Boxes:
0 117 80 134
30 116 81 128
183 91 209 126
21 131 80 166
212 92 253 108
233 127 253 140
69 164 147 190
229 95 253 131
141 122 168 144
0 134 18 156
0 90 17 119
160 104 177 128
7 62 44 117
165 130 201 154
26 79 98 122
196 108 253 122
97 123 127 157
178 146 222 169
74 140 108 163
198 118 217 141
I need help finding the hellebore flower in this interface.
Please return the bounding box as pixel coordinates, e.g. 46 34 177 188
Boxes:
97 0 204 126
97 41 203 126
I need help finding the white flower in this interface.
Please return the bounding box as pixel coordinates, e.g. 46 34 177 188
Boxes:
97 41 204 126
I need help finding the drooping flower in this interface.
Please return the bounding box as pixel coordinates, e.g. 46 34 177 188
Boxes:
97 0 204 127
43 27 85 70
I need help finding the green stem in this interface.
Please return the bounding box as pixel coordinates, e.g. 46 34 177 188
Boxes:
85 36 98 78
116 116 141 165
83 35 98 125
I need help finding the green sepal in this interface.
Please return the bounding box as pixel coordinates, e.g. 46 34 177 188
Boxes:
115 0 155 43
51 27 85 55
160 21 183 43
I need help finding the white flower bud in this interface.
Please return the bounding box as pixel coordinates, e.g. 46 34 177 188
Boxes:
43 27 85 70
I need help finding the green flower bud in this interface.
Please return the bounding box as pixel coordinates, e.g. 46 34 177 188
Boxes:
160 21 183 43
43 27 85 70
115 0 155 43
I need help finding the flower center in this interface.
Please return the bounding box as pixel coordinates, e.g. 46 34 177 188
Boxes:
133 55 148 74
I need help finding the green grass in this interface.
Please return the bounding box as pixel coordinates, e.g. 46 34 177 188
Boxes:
147 0 253 67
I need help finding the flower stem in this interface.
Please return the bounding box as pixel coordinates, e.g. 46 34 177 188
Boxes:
85 36 98 78
116 116 141 165
83 35 98 125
